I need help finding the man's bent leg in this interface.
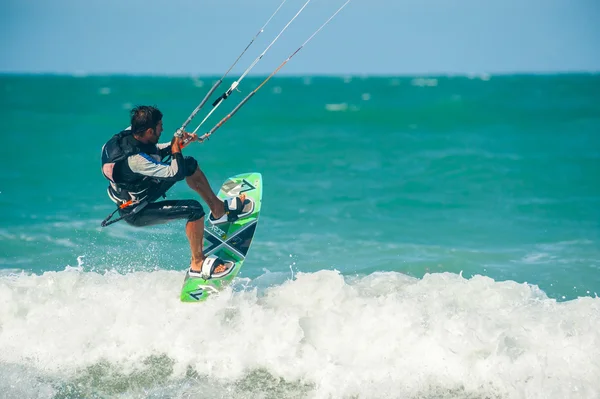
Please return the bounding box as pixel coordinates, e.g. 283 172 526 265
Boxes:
122 200 206 271
185 167 225 219
182 157 247 222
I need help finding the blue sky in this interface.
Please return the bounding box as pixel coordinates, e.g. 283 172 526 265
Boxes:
1 0 599 75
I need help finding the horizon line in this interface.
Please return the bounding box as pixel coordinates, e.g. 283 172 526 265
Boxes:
1 70 599 79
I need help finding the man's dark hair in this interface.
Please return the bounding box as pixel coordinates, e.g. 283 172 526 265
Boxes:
130 105 163 136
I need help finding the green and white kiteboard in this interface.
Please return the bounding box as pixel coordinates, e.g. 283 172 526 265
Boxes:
180 172 262 302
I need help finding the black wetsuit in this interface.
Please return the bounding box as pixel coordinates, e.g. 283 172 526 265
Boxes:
101 130 205 227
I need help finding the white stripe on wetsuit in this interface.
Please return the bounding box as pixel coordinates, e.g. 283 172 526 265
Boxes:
127 153 182 180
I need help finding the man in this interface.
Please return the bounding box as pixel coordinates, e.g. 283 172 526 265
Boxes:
101 105 245 277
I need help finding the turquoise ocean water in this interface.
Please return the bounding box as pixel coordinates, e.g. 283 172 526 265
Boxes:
1 74 599 398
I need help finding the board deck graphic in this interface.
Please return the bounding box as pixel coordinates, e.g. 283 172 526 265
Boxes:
180 172 262 302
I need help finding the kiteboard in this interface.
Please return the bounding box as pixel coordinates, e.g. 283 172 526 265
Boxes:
180 172 262 302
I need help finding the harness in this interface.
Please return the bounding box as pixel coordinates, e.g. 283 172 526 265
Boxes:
100 199 148 227
100 130 155 227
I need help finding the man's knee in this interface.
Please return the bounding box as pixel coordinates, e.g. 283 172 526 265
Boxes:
183 156 198 177
179 199 205 222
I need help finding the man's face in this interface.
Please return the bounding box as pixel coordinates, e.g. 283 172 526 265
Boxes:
144 119 163 144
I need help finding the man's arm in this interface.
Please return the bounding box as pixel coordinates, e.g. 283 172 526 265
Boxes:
157 142 171 159
157 131 197 159
128 137 186 181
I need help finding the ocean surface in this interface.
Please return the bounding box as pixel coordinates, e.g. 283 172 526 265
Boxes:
1 73 599 398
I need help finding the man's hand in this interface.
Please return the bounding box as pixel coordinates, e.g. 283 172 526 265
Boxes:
171 131 197 153
171 136 184 153
181 131 198 148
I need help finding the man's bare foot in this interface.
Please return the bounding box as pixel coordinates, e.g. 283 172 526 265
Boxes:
210 201 226 220
210 194 246 220
190 258 204 272
189 257 228 277
213 263 227 274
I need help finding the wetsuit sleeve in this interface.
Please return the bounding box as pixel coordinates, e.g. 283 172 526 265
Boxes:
127 152 186 181
157 142 172 159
